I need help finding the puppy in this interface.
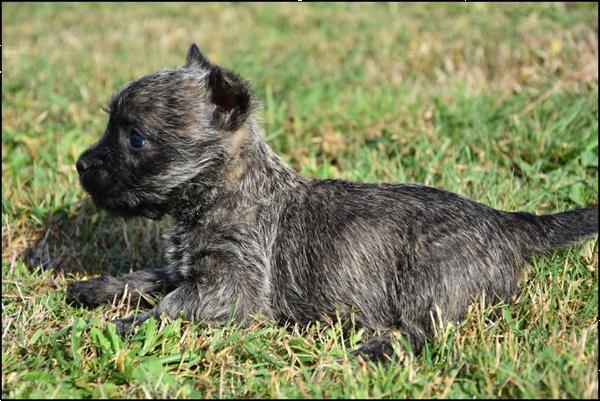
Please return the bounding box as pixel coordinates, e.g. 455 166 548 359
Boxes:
69 44 598 362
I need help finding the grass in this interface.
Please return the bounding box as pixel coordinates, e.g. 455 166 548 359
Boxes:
2 2 598 399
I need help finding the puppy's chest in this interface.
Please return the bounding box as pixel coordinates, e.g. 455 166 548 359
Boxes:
164 216 270 280
164 225 188 273
164 223 214 278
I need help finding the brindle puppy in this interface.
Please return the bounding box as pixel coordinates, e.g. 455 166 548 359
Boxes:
69 44 598 362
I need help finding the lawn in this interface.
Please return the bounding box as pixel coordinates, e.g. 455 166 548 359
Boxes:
2 2 598 399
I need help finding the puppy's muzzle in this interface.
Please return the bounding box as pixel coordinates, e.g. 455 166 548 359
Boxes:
76 148 109 175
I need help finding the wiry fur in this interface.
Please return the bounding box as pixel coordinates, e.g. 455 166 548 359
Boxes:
69 44 598 363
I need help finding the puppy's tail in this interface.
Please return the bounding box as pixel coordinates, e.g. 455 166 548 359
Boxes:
507 205 598 254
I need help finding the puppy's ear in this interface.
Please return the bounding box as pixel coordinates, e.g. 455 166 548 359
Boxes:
208 66 252 131
184 43 212 69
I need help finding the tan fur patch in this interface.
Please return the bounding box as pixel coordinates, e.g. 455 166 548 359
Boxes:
228 126 249 157
225 126 250 184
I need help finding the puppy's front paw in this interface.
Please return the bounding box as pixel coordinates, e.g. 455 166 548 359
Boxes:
67 275 124 307
111 316 137 337
111 311 156 337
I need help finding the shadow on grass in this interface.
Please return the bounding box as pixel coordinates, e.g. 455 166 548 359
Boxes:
22 199 166 277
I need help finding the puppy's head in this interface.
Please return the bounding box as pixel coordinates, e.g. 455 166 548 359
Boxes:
76 44 254 219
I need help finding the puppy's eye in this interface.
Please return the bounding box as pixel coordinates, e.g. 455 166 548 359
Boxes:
130 130 145 149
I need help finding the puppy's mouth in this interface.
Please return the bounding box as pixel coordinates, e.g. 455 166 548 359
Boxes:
79 168 117 197
79 167 124 210
93 196 166 220
78 168 168 220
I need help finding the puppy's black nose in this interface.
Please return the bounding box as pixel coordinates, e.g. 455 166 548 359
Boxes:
76 148 109 175
76 158 88 174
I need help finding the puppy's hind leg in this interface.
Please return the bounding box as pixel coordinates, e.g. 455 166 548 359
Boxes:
353 325 426 364
67 266 182 307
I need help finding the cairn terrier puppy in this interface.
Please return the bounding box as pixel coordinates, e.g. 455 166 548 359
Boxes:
69 44 598 362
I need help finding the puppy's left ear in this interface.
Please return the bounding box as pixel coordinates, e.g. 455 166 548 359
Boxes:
184 43 212 69
208 66 252 131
